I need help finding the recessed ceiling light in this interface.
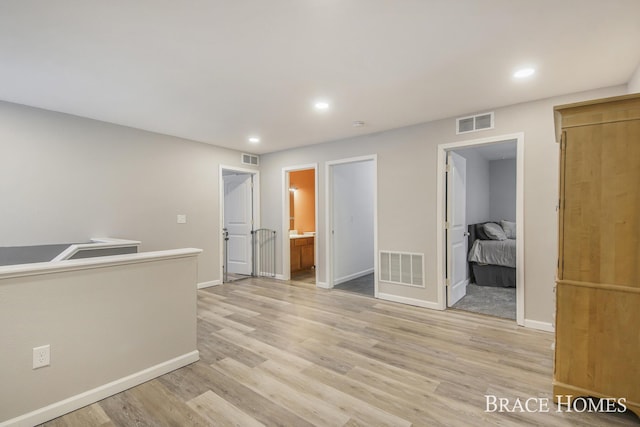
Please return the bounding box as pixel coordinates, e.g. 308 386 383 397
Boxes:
248 137 260 143
514 68 535 78
314 101 330 110
352 121 365 127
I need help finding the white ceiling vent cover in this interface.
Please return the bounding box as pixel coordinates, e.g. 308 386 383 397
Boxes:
241 153 259 166
456 112 494 134
379 251 424 288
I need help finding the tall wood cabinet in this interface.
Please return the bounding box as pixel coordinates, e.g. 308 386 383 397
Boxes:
554 93 640 417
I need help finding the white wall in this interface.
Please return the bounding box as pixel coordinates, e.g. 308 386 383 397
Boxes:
332 160 375 284
489 158 517 221
455 149 490 225
628 61 640 93
0 250 199 424
259 85 627 325
0 101 256 285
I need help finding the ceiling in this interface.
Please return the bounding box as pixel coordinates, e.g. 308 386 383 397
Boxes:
1 1 639 155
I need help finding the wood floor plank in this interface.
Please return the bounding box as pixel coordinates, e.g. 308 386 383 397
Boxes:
187 390 265 427
257 359 412 427
308 339 441 395
185 362 315 427
41 277 639 427
126 380 210 426
197 308 255 333
44 403 114 427
205 331 267 367
96 388 164 427
213 357 352 426
212 328 313 372
301 363 478 426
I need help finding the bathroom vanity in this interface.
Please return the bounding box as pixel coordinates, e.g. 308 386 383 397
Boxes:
290 234 314 273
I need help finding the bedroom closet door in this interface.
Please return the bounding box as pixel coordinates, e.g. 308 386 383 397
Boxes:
446 151 467 306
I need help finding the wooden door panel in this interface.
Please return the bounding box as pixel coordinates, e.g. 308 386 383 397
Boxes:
561 121 640 286
301 244 314 269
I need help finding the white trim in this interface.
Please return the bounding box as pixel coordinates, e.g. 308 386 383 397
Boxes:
316 281 331 289
515 136 525 326
377 293 442 310
219 165 260 283
436 132 526 326
523 319 555 332
274 274 287 281
281 164 318 284
325 155 378 297
220 164 260 175
0 351 199 427
0 248 203 280
197 280 221 289
334 268 374 286
51 238 141 262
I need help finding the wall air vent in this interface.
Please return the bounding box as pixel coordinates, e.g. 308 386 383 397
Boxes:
456 112 494 134
379 251 424 288
241 153 259 166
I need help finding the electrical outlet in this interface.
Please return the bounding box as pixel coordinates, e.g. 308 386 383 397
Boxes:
177 214 187 224
33 345 50 369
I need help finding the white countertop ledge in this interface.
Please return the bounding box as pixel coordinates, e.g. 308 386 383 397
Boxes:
0 248 203 280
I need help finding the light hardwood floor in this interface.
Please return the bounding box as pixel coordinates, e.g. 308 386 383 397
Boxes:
42 278 639 426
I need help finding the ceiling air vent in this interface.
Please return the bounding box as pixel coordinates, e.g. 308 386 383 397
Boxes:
241 153 259 166
456 112 494 134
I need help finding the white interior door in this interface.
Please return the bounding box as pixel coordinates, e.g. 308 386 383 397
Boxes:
224 173 253 275
446 151 467 307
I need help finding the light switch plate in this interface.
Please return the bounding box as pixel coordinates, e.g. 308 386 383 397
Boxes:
177 214 187 224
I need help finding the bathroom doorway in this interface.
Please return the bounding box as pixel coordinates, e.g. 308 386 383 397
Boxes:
282 164 318 284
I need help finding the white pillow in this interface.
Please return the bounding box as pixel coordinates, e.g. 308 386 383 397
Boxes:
501 220 516 239
484 222 507 241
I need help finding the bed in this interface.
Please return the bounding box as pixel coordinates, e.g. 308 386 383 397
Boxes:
467 221 516 288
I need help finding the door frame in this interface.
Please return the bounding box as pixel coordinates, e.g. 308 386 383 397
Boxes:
436 132 525 326
219 165 260 283
325 155 378 295
281 163 318 282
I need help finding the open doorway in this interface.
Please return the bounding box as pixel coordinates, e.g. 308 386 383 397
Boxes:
282 164 318 285
437 134 524 325
220 166 259 283
326 156 377 297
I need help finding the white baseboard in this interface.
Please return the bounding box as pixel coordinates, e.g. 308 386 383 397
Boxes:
275 274 287 281
1 350 199 427
523 319 555 332
377 293 442 310
334 268 374 286
197 280 221 289
316 281 331 289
